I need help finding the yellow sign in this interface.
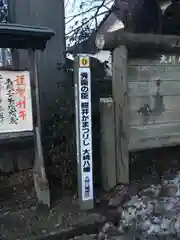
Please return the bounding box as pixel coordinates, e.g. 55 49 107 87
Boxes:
79 56 89 67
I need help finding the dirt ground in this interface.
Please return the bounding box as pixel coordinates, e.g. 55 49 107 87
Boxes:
0 170 132 240
0 169 108 240
1 146 180 240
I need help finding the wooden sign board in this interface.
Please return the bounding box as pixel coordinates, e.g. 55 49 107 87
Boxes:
0 70 33 134
128 54 180 151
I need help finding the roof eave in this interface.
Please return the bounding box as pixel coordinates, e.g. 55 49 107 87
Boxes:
0 23 55 50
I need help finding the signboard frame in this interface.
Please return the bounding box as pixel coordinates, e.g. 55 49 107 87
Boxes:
74 54 94 210
0 23 55 206
0 70 33 138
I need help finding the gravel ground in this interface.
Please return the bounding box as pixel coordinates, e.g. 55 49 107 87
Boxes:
68 147 180 240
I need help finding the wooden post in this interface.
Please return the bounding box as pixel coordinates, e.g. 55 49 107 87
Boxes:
28 49 50 207
112 46 129 184
100 98 117 191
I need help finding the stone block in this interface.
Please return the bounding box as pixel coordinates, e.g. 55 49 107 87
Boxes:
139 185 160 198
108 186 129 208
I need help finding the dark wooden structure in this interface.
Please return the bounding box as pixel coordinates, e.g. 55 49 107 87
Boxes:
96 29 180 184
0 23 55 206
95 31 180 52
68 0 169 54
8 0 66 121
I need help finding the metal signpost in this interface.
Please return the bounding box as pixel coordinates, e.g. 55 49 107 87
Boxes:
74 54 94 210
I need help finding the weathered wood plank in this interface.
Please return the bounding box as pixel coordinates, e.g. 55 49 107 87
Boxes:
128 56 180 66
100 98 117 191
129 109 180 126
112 46 129 184
129 134 180 151
128 66 180 81
129 95 180 112
129 122 180 138
128 122 180 150
128 81 180 97
95 31 180 52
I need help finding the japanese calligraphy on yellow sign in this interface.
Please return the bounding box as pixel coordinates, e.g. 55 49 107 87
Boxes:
79 56 90 67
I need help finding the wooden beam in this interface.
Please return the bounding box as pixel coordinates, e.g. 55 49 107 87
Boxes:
95 30 180 52
112 46 129 184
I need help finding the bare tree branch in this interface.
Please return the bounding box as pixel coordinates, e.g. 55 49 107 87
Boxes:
65 6 101 24
66 10 109 36
65 0 113 46
94 0 107 29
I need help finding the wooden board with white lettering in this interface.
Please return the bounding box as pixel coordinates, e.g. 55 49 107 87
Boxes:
128 54 180 151
129 54 180 65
